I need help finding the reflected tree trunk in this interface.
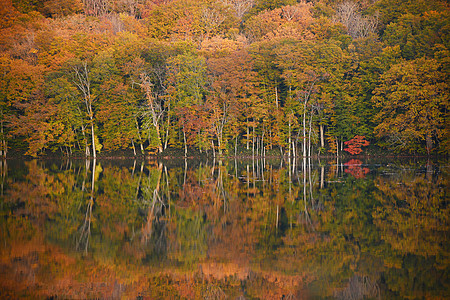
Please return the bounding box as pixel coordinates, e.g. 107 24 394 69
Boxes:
1 117 6 158
77 158 96 254
164 165 171 219
0 159 6 196
320 165 324 189
135 160 144 199
141 162 163 245
320 123 324 149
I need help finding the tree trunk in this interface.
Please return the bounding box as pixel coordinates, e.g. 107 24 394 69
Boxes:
336 137 339 157
308 111 313 157
155 123 163 153
275 86 278 109
131 138 136 156
246 123 249 150
183 128 187 157
1 118 6 158
218 131 223 156
288 116 292 157
81 124 90 157
135 117 144 154
73 62 96 158
89 116 96 158
252 126 255 157
303 110 307 157
141 75 163 153
320 123 324 149
164 104 171 150
426 133 433 155
262 130 265 157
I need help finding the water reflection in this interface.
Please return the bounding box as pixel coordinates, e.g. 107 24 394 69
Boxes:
0 157 448 299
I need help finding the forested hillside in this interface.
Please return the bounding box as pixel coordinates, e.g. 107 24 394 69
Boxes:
0 0 448 157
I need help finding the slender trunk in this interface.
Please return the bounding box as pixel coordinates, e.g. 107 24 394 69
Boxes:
198 129 202 153
0 160 6 196
276 205 279 230
246 121 249 150
89 116 96 158
269 129 273 150
217 131 222 156
81 124 90 157
77 158 96 254
303 110 307 157
320 123 324 149
131 138 136 156
135 161 144 199
76 132 82 151
308 157 314 207
183 128 187 157
135 117 144 154
235 135 238 157
426 133 433 155
308 111 313 157
164 104 171 150
262 130 265 157
320 165 324 189
184 159 187 186
288 116 292 157
336 137 339 157
0 118 5 158
256 136 259 157
252 126 255 158
275 86 278 109
155 124 163 153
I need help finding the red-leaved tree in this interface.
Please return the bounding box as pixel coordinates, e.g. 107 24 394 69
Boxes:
344 135 370 155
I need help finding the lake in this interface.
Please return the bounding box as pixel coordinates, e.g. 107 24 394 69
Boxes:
0 157 448 299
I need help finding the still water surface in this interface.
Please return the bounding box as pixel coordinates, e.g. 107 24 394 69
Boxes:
0 157 448 299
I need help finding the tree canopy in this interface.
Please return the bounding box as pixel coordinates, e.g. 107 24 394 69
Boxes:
1 0 448 157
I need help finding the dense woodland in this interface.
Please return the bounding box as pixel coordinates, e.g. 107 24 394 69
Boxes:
0 0 449 157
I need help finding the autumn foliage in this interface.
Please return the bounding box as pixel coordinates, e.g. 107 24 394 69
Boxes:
344 135 370 155
0 0 448 157
344 159 370 179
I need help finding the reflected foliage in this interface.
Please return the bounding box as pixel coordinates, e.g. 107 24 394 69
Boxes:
0 158 448 298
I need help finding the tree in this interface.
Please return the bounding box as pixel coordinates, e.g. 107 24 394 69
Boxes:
343 135 369 155
206 49 259 155
276 38 349 157
333 1 378 39
93 51 141 153
382 9 450 60
167 52 209 153
372 57 449 154
220 0 254 19
72 60 98 157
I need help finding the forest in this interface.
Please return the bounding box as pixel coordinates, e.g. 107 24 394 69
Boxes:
0 0 449 158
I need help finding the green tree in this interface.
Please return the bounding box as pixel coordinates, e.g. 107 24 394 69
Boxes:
373 57 449 154
167 52 209 153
